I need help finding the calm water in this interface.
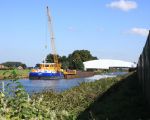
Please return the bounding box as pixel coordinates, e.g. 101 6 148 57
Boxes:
1 72 127 94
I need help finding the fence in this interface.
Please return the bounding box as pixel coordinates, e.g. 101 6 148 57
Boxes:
137 30 150 103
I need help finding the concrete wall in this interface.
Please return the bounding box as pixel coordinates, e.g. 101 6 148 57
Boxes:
138 31 150 103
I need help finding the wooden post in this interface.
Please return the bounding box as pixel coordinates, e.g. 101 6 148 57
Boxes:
2 82 4 92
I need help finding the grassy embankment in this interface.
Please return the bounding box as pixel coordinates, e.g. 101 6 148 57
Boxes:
77 72 150 120
0 72 150 119
33 72 150 120
0 69 30 80
94 69 128 75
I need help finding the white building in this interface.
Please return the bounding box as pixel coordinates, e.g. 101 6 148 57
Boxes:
83 59 137 71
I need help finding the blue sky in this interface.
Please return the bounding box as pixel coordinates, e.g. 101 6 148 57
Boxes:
0 0 149 67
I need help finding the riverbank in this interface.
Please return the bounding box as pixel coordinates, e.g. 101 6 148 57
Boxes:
31 73 123 118
0 69 124 80
78 72 150 119
0 69 95 80
31 72 150 119
0 72 149 119
0 69 30 80
94 69 128 75
0 72 126 94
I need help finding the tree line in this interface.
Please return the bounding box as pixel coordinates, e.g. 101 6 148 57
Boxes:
1 50 97 70
1 62 27 69
45 50 97 70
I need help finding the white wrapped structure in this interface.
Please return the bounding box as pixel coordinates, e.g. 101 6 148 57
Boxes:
83 59 137 70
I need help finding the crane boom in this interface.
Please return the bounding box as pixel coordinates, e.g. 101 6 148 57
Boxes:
46 6 58 64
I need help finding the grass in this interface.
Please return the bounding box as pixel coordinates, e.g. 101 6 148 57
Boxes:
77 72 150 120
0 69 30 80
94 69 128 75
31 72 150 119
32 75 120 116
0 72 149 119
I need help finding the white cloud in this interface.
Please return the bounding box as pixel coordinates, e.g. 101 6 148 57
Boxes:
130 28 149 37
106 0 137 11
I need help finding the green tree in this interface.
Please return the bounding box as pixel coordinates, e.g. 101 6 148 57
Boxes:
45 54 54 63
45 54 69 69
45 50 98 70
71 50 97 62
68 53 83 70
21 64 27 69
68 50 97 70
45 54 60 63
60 56 69 69
2 62 27 69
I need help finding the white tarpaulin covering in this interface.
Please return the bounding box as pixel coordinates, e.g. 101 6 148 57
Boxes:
83 59 136 70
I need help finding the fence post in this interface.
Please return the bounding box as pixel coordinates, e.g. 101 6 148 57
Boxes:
2 82 5 92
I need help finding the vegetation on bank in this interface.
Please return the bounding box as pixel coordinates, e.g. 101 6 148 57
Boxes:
0 72 149 119
78 72 150 120
0 72 120 119
94 68 128 75
0 69 30 80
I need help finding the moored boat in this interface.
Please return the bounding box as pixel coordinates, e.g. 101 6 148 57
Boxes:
29 6 76 80
29 63 64 80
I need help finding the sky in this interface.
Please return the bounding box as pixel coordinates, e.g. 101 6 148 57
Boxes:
0 0 150 67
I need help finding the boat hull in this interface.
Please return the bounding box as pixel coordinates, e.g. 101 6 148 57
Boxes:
29 72 64 80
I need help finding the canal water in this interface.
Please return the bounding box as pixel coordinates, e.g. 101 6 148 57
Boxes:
0 72 127 94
